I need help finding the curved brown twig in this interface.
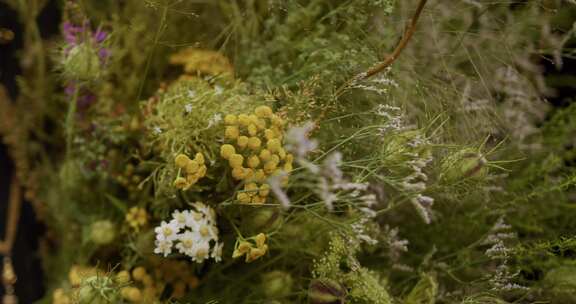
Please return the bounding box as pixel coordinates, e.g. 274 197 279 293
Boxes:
335 0 428 97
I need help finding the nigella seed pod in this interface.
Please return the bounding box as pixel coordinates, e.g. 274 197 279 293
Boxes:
262 271 293 298
441 149 488 182
308 278 347 304
90 220 116 245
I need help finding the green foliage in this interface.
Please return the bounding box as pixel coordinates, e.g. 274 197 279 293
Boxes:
3 0 576 303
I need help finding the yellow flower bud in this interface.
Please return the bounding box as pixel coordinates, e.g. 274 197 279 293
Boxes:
132 267 147 281
252 195 266 204
173 177 189 189
256 119 267 130
255 105 273 118
248 114 259 125
197 165 207 177
271 115 284 127
248 155 261 168
175 154 191 168
220 144 236 159
237 136 249 148
245 182 259 193
253 169 266 182
284 163 293 172
195 152 205 164
248 137 262 150
246 245 268 262
185 160 199 174
225 126 240 139
248 124 258 136
224 114 237 125
233 241 252 258
122 287 142 302
229 154 244 168
286 154 294 164
264 129 276 140
186 174 199 187
259 149 272 161
244 168 255 180
116 270 131 284
259 184 270 197
270 154 280 164
238 114 251 126
232 167 247 180
278 148 287 160
141 274 153 287
237 192 251 204
267 139 281 153
264 161 278 174
255 233 267 248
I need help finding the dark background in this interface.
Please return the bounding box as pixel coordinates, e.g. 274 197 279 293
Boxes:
0 1 59 302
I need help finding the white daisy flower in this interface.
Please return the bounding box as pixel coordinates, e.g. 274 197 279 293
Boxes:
175 231 196 256
191 241 210 263
154 239 173 257
171 210 190 230
154 220 179 242
153 203 222 263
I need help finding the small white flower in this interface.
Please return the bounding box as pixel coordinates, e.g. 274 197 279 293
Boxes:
191 241 210 263
185 103 193 113
175 231 196 256
211 242 223 262
153 126 162 134
153 203 222 263
214 85 224 95
187 90 196 98
171 210 191 230
154 220 179 242
154 239 173 257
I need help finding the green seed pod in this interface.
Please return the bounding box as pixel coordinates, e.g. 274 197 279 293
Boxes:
381 130 431 171
543 266 576 303
90 220 116 245
76 276 118 304
440 149 488 182
404 273 438 304
308 278 346 304
62 43 102 81
262 271 293 298
247 208 282 232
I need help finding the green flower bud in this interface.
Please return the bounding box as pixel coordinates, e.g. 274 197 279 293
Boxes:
308 278 347 304
262 271 293 298
90 220 116 245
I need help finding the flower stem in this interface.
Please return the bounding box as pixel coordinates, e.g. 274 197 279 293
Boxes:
335 0 429 97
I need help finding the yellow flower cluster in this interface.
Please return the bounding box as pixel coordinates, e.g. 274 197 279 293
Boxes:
232 233 269 263
220 106 293 205
125 207 148 231
117 267 159 303
173 152 207 190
